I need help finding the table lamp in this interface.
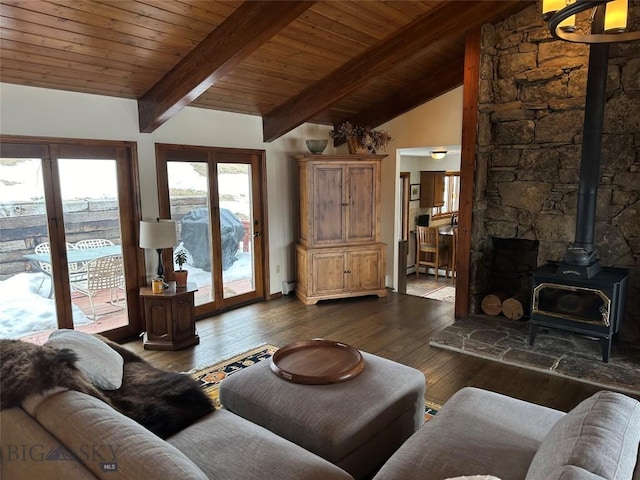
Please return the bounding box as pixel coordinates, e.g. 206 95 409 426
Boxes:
139 218 177 287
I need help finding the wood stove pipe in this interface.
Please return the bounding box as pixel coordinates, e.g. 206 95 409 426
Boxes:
562 8 609 272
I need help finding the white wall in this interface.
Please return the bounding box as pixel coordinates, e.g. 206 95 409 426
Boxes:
331 87 463 288
1 82 463 293
0 83 333 293
376 87 464 289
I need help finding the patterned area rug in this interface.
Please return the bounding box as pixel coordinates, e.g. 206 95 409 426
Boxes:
423 285 456 303
190 344 277 408
190 344 440 419
429 315 640 395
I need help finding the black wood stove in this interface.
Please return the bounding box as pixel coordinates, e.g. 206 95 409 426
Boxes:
530 263 628 362
528 39 629 362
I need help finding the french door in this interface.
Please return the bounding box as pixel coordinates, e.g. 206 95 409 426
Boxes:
156 144 268 317
0 137 143 342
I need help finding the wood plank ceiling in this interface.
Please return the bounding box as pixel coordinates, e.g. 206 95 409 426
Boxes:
0 0 533 140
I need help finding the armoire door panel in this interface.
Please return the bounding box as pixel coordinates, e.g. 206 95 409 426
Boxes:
346 164 377 243
313 165 345 244
311 251 346 294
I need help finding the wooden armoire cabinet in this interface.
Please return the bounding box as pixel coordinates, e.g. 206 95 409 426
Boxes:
294 154 387 305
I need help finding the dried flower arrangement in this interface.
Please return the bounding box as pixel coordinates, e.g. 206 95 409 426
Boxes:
329 122 393 154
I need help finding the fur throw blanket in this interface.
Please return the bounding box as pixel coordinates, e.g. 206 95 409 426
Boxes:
0 339 109 408
0 337 214 439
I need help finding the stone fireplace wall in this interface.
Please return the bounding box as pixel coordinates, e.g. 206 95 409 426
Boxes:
471 2 640 342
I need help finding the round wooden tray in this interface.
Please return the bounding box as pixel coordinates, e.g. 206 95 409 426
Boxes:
270 339 364 384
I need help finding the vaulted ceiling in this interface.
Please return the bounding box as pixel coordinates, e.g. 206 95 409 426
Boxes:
0 1 533 141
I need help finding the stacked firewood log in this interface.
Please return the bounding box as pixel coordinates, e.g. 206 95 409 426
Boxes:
480 291 530 320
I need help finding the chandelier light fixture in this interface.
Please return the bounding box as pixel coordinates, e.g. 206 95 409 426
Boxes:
542 0 639 44
430 150 447 160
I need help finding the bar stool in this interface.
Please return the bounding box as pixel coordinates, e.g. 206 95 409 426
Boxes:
416 226 449 280
451 226 458 283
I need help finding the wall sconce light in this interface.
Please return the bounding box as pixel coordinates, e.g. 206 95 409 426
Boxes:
430 151 447 160
543 0 639 44
139 218 177 287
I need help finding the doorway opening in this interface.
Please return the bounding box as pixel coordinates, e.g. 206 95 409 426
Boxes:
397 146 461 304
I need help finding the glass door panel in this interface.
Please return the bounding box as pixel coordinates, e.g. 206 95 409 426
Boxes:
0 140 141 344
159 145 266 317
57 159 128 333
0 157 59 343
166 160 214 307
218 163 254 299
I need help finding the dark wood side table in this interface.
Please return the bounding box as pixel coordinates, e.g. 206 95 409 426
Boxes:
139 281 199 350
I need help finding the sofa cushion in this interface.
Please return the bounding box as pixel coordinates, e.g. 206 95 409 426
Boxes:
46 329 123 390
547 466 606 479
525 391 640 480
168 408 353 480
1 406 96 479
33 390 207 479
373 387 564 480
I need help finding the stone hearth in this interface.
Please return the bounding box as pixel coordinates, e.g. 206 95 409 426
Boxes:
429 315 640 395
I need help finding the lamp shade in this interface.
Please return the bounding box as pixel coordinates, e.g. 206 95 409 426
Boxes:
542 0 575 30
139 219 177 249
542 0 566 18
604 0 628 32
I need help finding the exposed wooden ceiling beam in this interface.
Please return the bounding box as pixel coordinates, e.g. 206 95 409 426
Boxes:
342 59 465 138
137 1 315 133
262 1 530 142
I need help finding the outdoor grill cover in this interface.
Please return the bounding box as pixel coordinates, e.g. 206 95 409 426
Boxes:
180 208 245 271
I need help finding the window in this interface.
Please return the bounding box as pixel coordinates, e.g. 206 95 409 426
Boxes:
432 171 460 219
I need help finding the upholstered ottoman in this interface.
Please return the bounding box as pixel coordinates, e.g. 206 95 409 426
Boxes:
219 350 426 480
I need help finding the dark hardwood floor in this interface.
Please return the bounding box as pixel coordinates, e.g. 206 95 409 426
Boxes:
125 290 604 413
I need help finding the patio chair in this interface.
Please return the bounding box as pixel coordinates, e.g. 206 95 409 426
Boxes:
75 239 115 249
34 241 86 295
73 254 125 319
74 239 115 280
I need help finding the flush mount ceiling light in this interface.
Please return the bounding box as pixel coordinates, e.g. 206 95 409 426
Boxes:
430 151 447 160
542 0 640 44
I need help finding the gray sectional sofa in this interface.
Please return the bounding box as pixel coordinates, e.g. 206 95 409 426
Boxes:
376 387 640 480
2 384 639 479
1 388 351 480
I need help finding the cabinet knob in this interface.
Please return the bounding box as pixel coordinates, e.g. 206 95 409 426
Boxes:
341 203 349 206
344 270 352 274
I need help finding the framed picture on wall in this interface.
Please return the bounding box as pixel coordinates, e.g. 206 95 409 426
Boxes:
410 184 420 201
